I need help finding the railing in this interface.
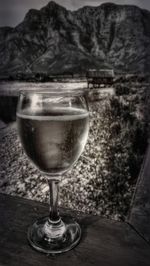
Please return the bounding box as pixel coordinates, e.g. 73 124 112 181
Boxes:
0 193 150 266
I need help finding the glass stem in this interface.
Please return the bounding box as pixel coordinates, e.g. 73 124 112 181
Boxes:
48 179 61 224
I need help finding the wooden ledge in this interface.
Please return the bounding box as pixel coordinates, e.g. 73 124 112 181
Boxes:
0 193 150 266
129 143 150 243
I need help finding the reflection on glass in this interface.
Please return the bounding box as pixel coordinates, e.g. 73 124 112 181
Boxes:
17 89 89 254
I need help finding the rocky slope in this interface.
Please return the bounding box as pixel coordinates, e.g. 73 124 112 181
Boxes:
0 1 150 75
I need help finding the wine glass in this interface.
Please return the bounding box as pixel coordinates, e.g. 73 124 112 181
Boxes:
16 88 89 254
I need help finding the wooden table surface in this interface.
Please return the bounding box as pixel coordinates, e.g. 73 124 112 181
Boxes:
0 193 150 266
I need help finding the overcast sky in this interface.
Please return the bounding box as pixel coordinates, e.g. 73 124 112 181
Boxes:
0 0 150 27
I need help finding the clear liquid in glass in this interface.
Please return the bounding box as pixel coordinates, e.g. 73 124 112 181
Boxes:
17 107 89 176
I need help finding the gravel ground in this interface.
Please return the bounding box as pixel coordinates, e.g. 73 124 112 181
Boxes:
0 93 147 221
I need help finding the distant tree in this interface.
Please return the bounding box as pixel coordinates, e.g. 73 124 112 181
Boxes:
115 84 130 96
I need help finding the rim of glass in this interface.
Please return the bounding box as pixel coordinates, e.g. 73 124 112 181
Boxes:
19 87 89 97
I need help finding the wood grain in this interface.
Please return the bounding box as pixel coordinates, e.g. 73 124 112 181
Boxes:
129 143 150 243
0 193 150 266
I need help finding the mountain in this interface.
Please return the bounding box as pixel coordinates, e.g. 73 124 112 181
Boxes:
0 1 150 77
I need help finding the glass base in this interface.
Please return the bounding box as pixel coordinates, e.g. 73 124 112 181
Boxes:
27 216 81 254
